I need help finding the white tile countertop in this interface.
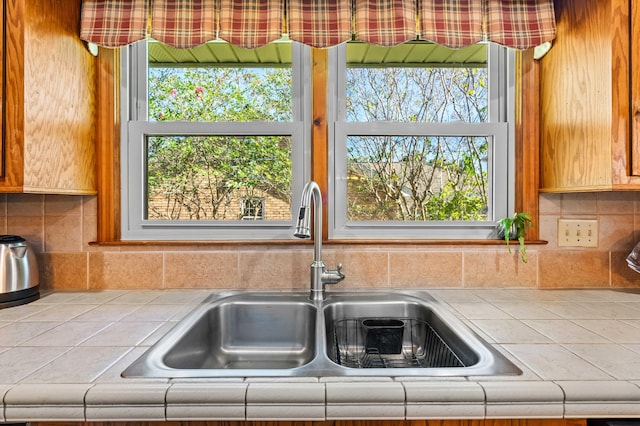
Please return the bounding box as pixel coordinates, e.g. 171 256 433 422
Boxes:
1 288 640 421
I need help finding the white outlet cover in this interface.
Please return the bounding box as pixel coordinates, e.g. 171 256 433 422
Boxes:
558 219 598 247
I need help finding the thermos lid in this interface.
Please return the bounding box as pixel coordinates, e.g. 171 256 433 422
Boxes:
0 235 26 244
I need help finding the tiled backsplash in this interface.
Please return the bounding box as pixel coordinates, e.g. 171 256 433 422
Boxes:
2 192 640 290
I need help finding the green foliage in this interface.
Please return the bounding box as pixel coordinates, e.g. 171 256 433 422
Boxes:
345 65 491 222
497 212 534 263
146 67 293 220
150 68 291 122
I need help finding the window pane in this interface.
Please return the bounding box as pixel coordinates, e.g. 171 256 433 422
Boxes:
346 135 489 221
146 40 293 123
146 135 292 221
148 67 292 122
345 44 488 123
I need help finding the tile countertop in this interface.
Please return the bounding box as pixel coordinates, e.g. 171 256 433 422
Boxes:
1 288 640 422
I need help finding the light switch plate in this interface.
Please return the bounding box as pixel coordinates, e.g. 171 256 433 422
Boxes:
557 219 598 247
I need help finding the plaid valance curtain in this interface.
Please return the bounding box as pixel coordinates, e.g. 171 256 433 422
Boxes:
80 0 556 50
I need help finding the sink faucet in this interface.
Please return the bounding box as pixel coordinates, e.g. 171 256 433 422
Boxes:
294 181 345 301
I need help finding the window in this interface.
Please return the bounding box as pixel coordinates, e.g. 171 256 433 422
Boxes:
121 39 514 241
121 40 310 240
241 197 265 220
329 42 514 239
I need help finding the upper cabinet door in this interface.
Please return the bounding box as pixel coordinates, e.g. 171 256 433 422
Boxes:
540 0 640 192
0 0 97 195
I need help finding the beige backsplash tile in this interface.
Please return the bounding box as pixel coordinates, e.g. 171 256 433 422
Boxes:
597 214 635 252
82 195 98 216
538 250 610 288
538 214 560 250
389 251 462 288
323 250 389 288
7 194 44 217
561 192 597 216
597 191 638 214
44 194 83 216
89 252 164 289
45 215 83 252
611 251 640 287
40 252 88 290
14 192 640 291
82 214 98 248
238 250 309 289
463 250 537 288
7 216 44 252
539 193 562 215
0 215 8 235
0 194 7 217
164 251 239 289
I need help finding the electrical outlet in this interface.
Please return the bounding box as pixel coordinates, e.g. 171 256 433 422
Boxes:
557 219 598 247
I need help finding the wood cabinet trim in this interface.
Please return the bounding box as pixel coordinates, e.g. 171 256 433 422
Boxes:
516 50 540 241
311 48 329 241
96 48 120 241
612 0 632 180
3 0 25 190
631 0 640 175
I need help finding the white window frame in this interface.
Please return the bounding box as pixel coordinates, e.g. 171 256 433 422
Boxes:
120 40 311 240
328 43 516 239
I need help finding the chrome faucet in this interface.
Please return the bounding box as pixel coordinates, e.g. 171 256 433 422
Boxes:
294 181 345 301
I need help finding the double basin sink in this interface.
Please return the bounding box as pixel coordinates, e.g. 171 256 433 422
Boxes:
122 290 521 378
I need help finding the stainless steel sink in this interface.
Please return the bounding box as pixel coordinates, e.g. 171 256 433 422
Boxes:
323 292 507 374
165 295 316 369
122 292 317 377
122 290 521 378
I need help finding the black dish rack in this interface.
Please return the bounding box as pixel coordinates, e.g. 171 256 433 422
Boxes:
331 317 467 369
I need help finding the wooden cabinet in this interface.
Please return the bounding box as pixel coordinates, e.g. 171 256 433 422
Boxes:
0 0 4 180
2 0 97 194
540 0 640 191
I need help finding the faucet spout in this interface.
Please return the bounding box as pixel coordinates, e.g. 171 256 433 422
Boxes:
294 181 345 301
294 181 322 262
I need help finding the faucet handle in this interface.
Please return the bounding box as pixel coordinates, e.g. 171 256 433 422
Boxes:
323 263 345 285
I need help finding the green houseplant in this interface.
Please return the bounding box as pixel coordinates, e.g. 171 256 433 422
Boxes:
497 212 534 263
